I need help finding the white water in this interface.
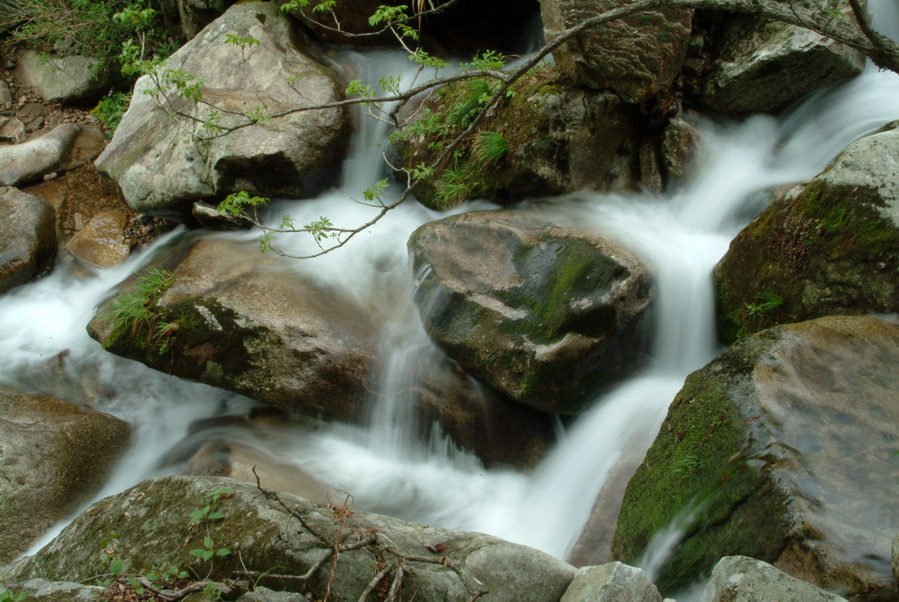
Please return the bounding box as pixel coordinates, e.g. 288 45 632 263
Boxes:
6 1 899 582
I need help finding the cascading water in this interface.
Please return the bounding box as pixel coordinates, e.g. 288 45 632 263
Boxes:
4 1 899 588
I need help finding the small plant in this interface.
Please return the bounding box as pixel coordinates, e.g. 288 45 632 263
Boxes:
190 536 232 563
0 576 27 602
91 91 130 134
472 130 509 165
746 291 784 319
103 266 178 352
188 487 232 527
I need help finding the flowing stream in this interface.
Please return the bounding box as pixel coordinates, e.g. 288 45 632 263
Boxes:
5 0 899 584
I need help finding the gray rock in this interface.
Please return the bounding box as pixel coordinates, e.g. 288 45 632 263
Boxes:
714 122 899 342
15 51 117 105
95 1 348 218
10 579 104 601
700 556 847 602
561 562 662 601
698 14 866 115
613 315 899 598
237 588 310 601
540 0 692 103
0 186 56 293
0 79 13 104
64 210 132 267
0 387 131 564
87 238 376 422
408 209 653 414
0 123 80 187
0 116 26 143
893 534 899 599
4 475 578 601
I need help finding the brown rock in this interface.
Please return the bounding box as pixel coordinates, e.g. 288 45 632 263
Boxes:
65 210 132 267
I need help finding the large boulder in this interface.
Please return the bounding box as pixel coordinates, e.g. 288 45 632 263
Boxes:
700 556 848 602
714 122 899 343
540 0 693 103
0 123 80 187
561 562 662 602
0 387 131 564
95 1 348 218
612 315 899 599
0 186 56 293
87 238 376 423
15 51 118 105
695 11 866 115
408 210 654 415
3 474 579 601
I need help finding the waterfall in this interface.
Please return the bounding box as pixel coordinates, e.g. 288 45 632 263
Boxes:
5 0 899 581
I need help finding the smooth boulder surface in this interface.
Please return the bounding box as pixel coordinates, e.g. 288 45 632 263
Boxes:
87 237 376 423
95 1 348 217
64 209 132 267
561 562 663 602
4 475 579 601
714 122 899 342
0 123 80 187
408 210 653 414
612 315 899 599
0 387 131 564
0 186 56 293
540 0 692 103
15 51 117 105
701 556 848 602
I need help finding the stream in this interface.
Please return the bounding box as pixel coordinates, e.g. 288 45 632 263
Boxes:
3 1 899 592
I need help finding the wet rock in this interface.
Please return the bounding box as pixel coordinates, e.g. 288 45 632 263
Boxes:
64 209 133 267
0 386 131 564
661 116 701 185
696 14 866 115
15 51 117 105
561 562 662 602
0 123 80 187
540 0 692 103
0 186 56 293
700 556 847 602
95 1 348 218
87 238 376 422
408 209 653 415
612 315 899 599
4 474 579 601
714 121 899 343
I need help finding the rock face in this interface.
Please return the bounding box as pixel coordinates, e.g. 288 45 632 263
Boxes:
612 315 899 599
696 14 866 115
177 0 237 39
540 0 692 103
408 210 653 415
714 122 899 343
0 123 80 187
87 238 376 422
95 1 348 217
561 562 662 602
15 51 117 105
4 475 579 601
0 387 131 564
701 556 848 602
64 210 132 267
0 186 56 293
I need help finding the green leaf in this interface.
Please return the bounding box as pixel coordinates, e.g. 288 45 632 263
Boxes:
215 548 232 557
207 511 225 520
109 557 124 575
204 536 214 548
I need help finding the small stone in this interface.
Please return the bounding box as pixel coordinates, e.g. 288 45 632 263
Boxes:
73 213 84 230
42 171 58 182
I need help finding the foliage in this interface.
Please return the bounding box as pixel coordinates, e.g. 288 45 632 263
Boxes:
0 576 27 602
103 266 179 354
91 91 131 134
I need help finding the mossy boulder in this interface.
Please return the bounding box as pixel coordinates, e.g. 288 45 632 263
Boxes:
0 387 131 564
3 474 579 601
612 315 899 600
87 237 377 423
540 0 693 103
714 122 899 344
408 209 653 415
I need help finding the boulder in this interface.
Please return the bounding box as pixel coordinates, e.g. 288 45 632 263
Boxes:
1 579 104 601
0 0 20 35
0 186 56 293
700 556 847 602
539 0 692 103
397 67 648 209
696 13 866 115
714 122 899 343
0 123 80 187
408 210 653 415
561 562 662 602
0 386 131 564
64 209 133 267
95 1 348 218
87 238 376 422
14 51 117 105
3 474 579 601
612 315 899 599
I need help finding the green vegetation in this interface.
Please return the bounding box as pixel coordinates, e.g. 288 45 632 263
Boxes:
102 266 180 354
91 91 131 134
0 576 27 602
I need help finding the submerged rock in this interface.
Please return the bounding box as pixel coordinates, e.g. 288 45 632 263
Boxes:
612 315 899 599
0 387 131 564
3 474 579 601
0 186 56 293
95 1 348 218
409 210 653 414
714 122 899 342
